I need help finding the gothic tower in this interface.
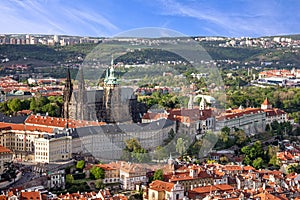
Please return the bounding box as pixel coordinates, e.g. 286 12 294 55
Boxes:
103 57 120 123
63 67 73 120
77 67 88 120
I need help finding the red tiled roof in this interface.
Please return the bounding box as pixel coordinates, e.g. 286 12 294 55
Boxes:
20 191 41 200
190 184 233 194
0 145 12 154
264 108 286 116
223 165 242 171
95 163 117 171
149 180 175 192
243 165 255 171
216 108 263 121
254 191 281 200
262 97 270 106
0 122 53 133
25 115 106 129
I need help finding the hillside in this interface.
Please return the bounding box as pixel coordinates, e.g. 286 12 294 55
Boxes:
0 37 299 69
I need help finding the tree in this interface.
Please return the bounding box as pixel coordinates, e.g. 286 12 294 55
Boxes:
176 138 187 157
76 160 85 171
253 157 263 169
269 155 279 167
154 146 167 161
234 129 247 145
287 164 300 174
95 179 105 189
243 155 251 166
125 138 142 152
30 97 37 112
152 169 164 181
221 126 230 135
90 166 105 180
7 98 22 113
123 138 150 163
66 174 74 185
219 155 228 164
241 146 251 155
131 148 151 163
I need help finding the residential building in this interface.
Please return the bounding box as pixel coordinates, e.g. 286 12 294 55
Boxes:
145 180 184 200
167 165 213 192
96 163 120 187
47 170 65 190
188 184 234 199
119 162 149 190
0 122 53 161
34 133 72 163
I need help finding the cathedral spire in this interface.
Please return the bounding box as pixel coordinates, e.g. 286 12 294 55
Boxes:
63 67 73 120
77 67 87 120
104 55 118 86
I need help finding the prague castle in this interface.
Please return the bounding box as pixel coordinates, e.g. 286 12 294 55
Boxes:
63 60 147 124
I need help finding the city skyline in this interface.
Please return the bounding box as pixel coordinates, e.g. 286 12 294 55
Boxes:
1 0 300 38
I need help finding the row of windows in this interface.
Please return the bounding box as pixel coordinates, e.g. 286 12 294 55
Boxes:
36 152 48 156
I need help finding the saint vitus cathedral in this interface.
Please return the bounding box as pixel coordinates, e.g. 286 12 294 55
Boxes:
63 60 147 124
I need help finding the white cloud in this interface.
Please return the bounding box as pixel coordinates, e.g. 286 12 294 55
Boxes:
0 0 119 36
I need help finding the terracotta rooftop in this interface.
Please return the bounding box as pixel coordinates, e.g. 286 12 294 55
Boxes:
0 145 12 154
149 180 175 192
20 191 41 200
0 122 53 133
262 97 271 106
25 115 106 129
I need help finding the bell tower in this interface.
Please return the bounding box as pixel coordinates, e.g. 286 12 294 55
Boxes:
103 56 120 123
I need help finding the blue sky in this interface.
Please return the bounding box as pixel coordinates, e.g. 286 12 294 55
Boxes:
1 0 300 37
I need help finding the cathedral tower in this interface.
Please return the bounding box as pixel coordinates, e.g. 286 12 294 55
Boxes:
103 57 121 123
77 67 88 120
63 67 73 120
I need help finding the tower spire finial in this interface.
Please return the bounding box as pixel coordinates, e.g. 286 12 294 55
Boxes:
111 55 114 66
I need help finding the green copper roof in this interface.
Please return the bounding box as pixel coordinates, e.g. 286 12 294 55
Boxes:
104 58 119 85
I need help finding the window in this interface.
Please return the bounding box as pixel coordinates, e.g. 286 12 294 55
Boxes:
176 194 179 200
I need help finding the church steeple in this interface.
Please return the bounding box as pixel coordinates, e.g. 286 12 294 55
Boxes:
199 97 207 110
63 67 73 120
261 97 272 110
77 67 87 120
104 56 118 87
